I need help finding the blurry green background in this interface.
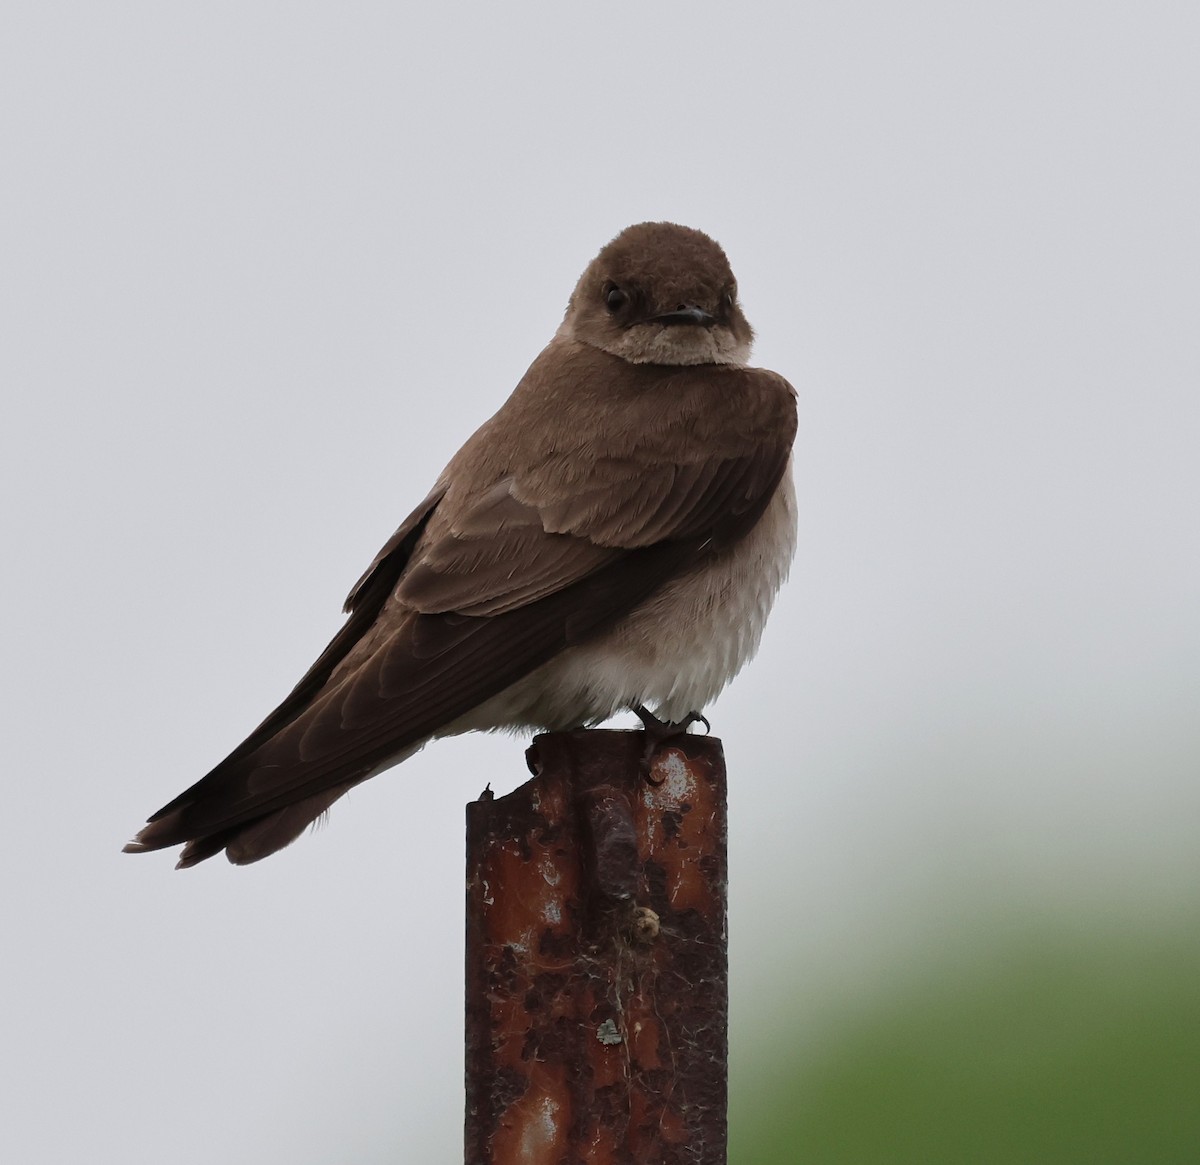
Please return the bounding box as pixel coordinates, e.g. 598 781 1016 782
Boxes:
732 910 1200 1163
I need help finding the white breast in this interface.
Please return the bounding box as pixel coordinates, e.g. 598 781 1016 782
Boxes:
460 465 797 732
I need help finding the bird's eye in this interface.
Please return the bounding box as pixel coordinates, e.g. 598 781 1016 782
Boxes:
604 284 629 313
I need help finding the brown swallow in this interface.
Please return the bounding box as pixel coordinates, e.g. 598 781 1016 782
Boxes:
125 222 798 867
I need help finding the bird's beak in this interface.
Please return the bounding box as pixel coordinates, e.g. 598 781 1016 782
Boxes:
650 306 716 327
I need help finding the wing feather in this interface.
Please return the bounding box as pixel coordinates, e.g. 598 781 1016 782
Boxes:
133 349 797 853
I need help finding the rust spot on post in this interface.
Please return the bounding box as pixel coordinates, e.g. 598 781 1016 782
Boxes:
465 730 728 1165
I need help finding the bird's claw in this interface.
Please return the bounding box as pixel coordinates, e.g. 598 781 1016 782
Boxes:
633 704 710 783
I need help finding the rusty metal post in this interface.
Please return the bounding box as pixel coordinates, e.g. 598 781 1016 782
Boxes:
465 729 728 1165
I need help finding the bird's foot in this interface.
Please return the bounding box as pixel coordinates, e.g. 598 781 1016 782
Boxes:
633 705 710 783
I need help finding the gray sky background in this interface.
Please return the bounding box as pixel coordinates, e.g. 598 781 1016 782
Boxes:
3 5 1198 1162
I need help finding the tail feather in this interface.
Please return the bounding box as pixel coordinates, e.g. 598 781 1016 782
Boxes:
122 740 428 866
224 785 351 865
122 783 355 867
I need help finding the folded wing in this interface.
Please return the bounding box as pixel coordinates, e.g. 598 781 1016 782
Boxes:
127 356 796 863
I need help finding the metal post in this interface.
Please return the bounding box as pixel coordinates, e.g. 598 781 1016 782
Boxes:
465 729 728 1164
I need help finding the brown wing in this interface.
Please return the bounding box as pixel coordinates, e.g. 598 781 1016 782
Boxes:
132 347 796 851
208 487 446 771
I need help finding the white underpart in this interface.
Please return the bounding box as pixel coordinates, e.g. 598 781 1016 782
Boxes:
444 463 797 733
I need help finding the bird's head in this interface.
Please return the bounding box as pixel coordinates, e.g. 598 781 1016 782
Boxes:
558 222 754 366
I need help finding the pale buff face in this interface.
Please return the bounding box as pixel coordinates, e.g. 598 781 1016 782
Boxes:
564 313 753 367
557 222 755 367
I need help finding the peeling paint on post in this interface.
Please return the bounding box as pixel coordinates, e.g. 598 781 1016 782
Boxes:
465 730 728 1165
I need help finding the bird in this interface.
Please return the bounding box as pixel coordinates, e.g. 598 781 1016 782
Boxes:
124 221 798 868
